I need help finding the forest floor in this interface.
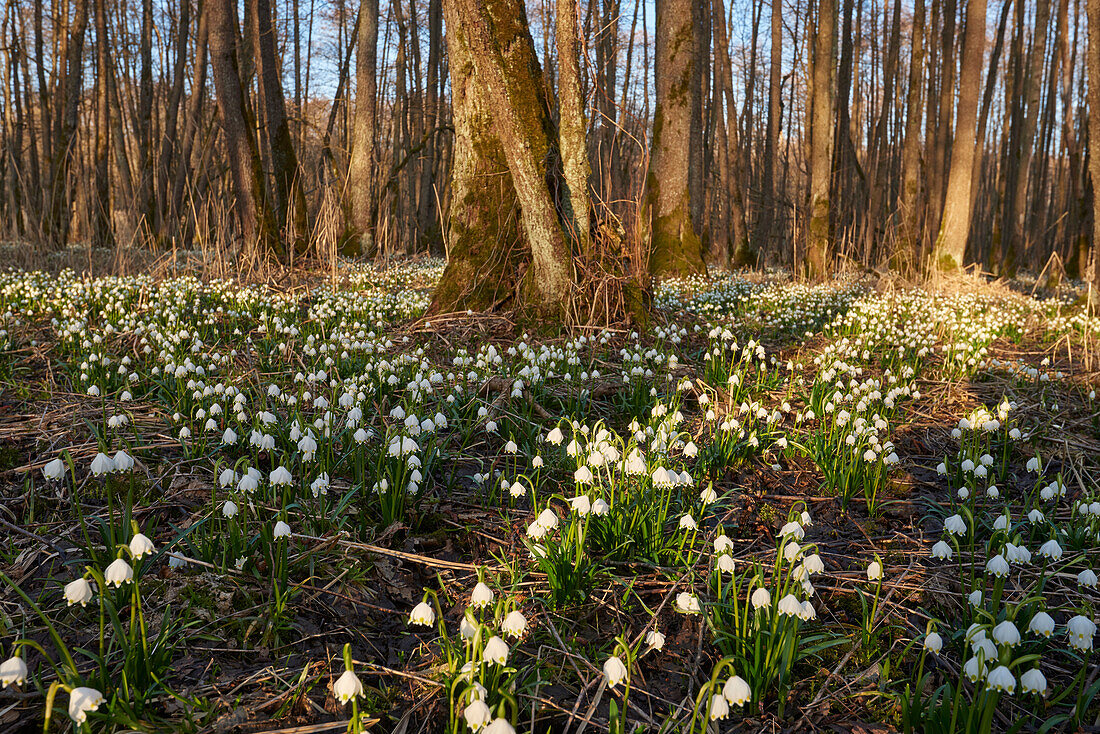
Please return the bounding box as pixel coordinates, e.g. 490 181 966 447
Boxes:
1 258 1099 733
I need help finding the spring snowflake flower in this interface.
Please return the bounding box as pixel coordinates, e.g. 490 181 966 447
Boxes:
483 719 515 734
675 592 701 614
700 486 717 504
645 629 665 651
722 675 751 706
603 656 628 687
751 588 771 609
502 610 528 637
42 458 66 481
509 481 526 498
471 582 495 609
717 554 736 573
104 558 133 587
269 466 293 486
1078 569 1098 588
985 555 1010 578
1067 615 1096 651
546 427 564 444
1020 668 1048 696
222 500 238 518
778 594 802 617
1027 457 1041 473
463 700 492 731
409 601 435 626
968 589 983 607
679 514 697 531
709 694 730 720
68 686 105 723
867 561 883 581
924 632 943 654
569 495 591 516
780 521 804 540
931 541 952 560
89 452 115 476
273 520 292 538
1028 612 1055 637
65 577 94 606
333 669 364 703
483 636 509 665
591 498 610 516
128 533 155 559
986 665 1016 694
715 535 735 554
944 514 967 536
536 508 559 531
1038 539 1063 560
460 613 478 640
992 620 1020 647
964 657 987 683
0 656 27 687
573 466 594 484
112 450 134 472
222 428 238 445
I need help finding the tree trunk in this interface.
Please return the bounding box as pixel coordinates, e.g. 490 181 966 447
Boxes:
806 0 836 278
92 0 111 248
1088 0 1100 300
47 0 89 246
557 0 591 254
647 0 706 278
756 0 783 257
897 0 925 262
157 0 191 243
932 0 987 270
207 0 281 258
430 0 574 316
713 0 752 265
347 0 379 253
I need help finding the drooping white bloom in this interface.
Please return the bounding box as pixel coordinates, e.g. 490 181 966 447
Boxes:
591 498 610 516
0 656 28 687
1078 569 1098 588
483 635 509 665
603 655 628 687
569 495 591 516
992 620 1021 647
1020 668 1048 696
222 500 238 518
483 718 516 734
944 514 967 536
675 592 701 614
717 554 736 573
780 521 804 540
679 514 697 531
269 465 293 486
985 554 1010 578
273 520 292 538
128 533 155 559
645 629 665 651
777 594 802 616
1038 539 1063 560
463 699 492 731
409 601 435 626
68 686 105 723
1028 612 1055 637
867 561 883 581
333 669 364 703
65 577 94 606
104 557 133 587
89 452 115 476
924 632 943 654
708 694 730 720
502 610 528 637
722 675 751 706
1068 615 1096 651
964 656 987 683
751 588 771 609
471 582 494 609
986 666 1016 694
43 458 66 481
931 541 953 560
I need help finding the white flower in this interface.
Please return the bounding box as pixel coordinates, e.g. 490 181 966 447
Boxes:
679 514 697 531
986 555 1010 578
569 495 591 516
573 466 594 484
273 520 292 538
1027 457 1041 472
968 589 983 606
645 629 665 651
222 500 238 518
1068 615 1096 651
502 610 528 637
992 620 1020 647
1020 668 1048 696
1078 569 1098 588
112 450 134 471
1038 539 1062 560
778 594 802 616
222 427 238 445
803 554 824 574
483 635 509 665
780 521 804 540
460 613 478 640
68 686 105 723
128 533 155 559
986 665 1016 693
483 719 516 734
42 458 66 480
717 554 736 573
0 656 27 687
709 694 730 720
409 601 435 626
675 592 701 614
509 481 526 498
333 669 364 703
944 514 967 536
931 541 952 560
722 675 751 706
89 452 115 476
867 561 883 581
471 582 495 609
964 656 987 683
751 588 771 609
546 427 564 444
463 699 492 730
104 557 133 587
1028 509 1045 523
924 632 943 654
1029 611 1055 637
270 465 293 486
536 508 558 531
591 498 609 516
603 655 628 687
64 577 94 606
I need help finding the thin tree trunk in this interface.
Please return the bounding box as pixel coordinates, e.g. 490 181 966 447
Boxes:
897 0 925 262
806 0 836 277
92 0 111 248
557 0 591 254
1087 0 1100 300
347 0 379 253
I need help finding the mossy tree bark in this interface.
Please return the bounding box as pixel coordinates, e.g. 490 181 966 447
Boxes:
931 0 986 272
805 0 836 279
647 0 707 279
556 0 591 255
430 0 575 318
347 0 379 255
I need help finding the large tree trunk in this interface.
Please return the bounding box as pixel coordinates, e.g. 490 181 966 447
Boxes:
430 0 574 316
897 0 925 262
92 0 111 248
932 0 987 270
557 0 591 255
207 0 281 258
647 0 706 278
713 0 752 265
1088 0 1100 301
806 0 836 278
46 0 89 247
347 0 379 254
254 0 308 249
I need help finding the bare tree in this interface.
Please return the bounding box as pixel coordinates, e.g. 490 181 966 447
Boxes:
805 0 836 277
